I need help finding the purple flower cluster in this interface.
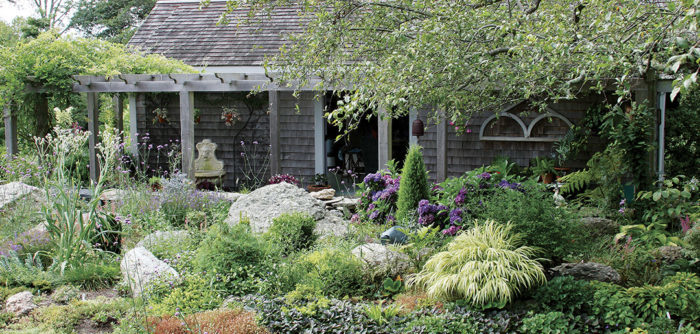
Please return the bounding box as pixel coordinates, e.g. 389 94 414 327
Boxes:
442 225 462 236
363 172 386 189
0 228 50 257
268 174 300 186
357 170 401 224
454 187 468 206
449 208 463 225
477 172 492 180
417 199 448 226
497 179 524 192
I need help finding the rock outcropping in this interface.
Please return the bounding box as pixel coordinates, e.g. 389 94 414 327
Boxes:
351 243 412 277
120 247 179 297
549 262 621 283
225 182 348 237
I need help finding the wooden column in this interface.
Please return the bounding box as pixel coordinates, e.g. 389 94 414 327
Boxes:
113 94 124 139
3 103 17 157
377 107 392 169
179 91 195 179
409 108 418 147
269 90 280 175
436 111 448 182
87 92 100 182
128 93 138 156
313 95 325 174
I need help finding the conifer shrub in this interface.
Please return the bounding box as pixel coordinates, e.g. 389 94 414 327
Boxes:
265 212 316 255
396 145 430 221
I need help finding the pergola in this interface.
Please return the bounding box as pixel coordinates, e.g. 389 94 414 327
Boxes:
3 73 396 182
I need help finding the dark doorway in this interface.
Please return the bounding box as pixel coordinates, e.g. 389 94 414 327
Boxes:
392 115 410 169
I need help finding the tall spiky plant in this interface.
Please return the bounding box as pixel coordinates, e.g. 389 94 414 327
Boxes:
396 145 430 221
407 220 546 306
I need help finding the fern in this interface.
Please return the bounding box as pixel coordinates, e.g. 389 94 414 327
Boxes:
558 169 593 195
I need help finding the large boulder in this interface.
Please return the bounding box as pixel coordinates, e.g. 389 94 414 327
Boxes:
581 217 619 237
224 182 348 237
549 262 621 283
136 230 190 253
0 182 43 210
351 243 412 278
310 188 335 200
5 291 36 316
120 247 179 297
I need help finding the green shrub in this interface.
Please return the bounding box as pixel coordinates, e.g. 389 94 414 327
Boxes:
685 225 700 258
34 297 130 332
479 186 579 260
276 247 366 298
533 276 594 314
61 262 120 290
589 281 637 328
194 223 269 294
408 220 546 306
628 272 700 323
396 145 430 221
519 311 578 334
150 274 222 316
0 252 59 289
265 212 316 255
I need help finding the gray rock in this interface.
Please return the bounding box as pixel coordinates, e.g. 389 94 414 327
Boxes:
0 182 43 210
549 262 621 283
351 243 412 278
120 247 179 297
136 230 190 253
581 217 619 237
225 182 348 237
51 285 79 304
100 189 128 202
5 291 36 316
310 188 336 200
655 246 684 264
332 198 360 211
213 192 241 203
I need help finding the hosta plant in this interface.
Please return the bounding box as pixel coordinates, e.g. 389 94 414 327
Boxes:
407 220 545 306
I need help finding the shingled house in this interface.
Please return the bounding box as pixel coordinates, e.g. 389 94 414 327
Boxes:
4 0 669 189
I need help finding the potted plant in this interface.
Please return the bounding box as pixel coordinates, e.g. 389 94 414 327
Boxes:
194 108 201 124
221 106 240 127
531 157 558 184
307 173 331 192
152 108 169 124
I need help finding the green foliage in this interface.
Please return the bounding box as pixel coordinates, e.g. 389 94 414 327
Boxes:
519 311 578 334
0 252 59 289
533 276 594 314
70 0 157 43
530 157 557 177
408 221 546 305
396 145 430 221
150 273 223 316
32 297 130 332
265 212 316 255
665 87 700 177
480 186 579 259
380 277 403 297
194 223 269 294
398 226 443 269
363 302 403 325
0 32 193 139
61 262 120 290
635 176 699 230
558 170 594 195
627 272 700 323
589 281 637 328
685 225 700 258
275 247 366 298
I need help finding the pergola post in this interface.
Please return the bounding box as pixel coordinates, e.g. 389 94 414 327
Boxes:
87 92 100 182
3 103 18 157
113 94 124 140
128 93 138 157
313 95 325 174
436 111 448 182
179 91 195 179
377 108 392 169
269 90 280 175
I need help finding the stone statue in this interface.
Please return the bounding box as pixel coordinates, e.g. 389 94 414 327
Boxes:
194 139 225 183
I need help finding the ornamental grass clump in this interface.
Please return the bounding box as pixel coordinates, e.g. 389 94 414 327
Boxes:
396 145 430 221
408 220 545 306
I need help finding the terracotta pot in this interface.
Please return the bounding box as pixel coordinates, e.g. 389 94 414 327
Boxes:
157 116 167 123
307 184 331 192
541 173 555 184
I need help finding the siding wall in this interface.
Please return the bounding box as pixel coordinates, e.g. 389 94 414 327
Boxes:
279 92 316 185
136 92 270 189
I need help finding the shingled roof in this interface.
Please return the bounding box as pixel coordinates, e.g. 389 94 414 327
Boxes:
128 0 308 66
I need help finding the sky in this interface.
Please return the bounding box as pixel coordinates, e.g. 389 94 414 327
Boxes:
0 1 36 23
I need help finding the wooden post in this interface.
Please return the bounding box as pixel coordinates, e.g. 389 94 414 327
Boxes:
436 111 448 182
113 94 124 140
409 108 418 147
313 95 325 174
3 104 17 157
377 107 392 169
87 92 100 182
269 90 280 175
179 91 195 179
128 93 138 157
